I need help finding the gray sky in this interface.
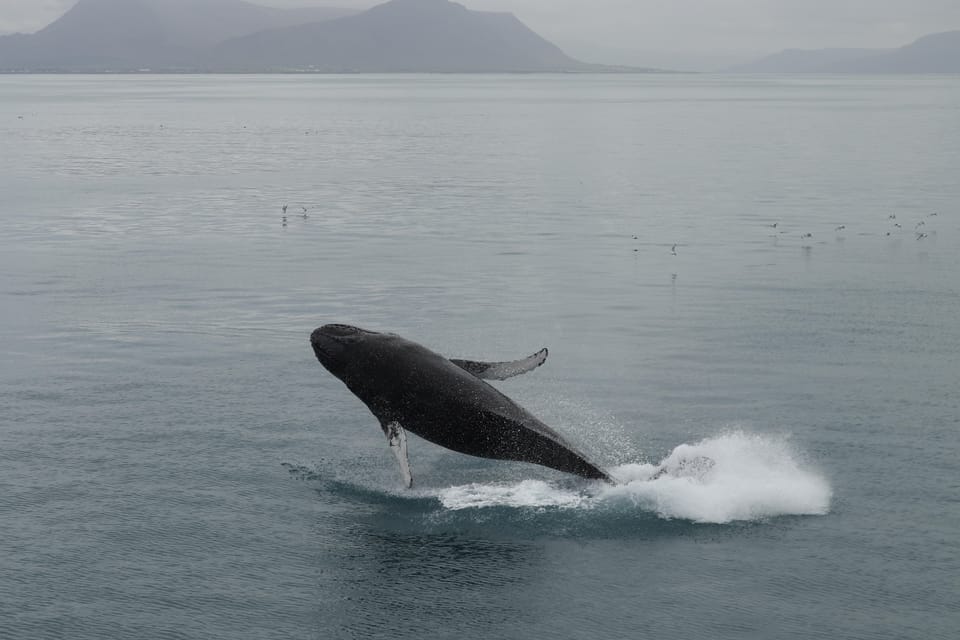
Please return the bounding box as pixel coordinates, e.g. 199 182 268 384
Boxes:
3 0 959 68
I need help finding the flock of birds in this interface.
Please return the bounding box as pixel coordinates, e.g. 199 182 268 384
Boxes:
277 201 942 252
280 204 310 227
631 235 678 255
782 211 941 247
629 211 942 255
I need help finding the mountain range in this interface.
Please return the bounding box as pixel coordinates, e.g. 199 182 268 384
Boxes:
210 0 583 72
0 0 615 73
730 30 960 73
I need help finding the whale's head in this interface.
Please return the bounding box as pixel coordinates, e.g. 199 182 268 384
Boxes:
310 324 380 377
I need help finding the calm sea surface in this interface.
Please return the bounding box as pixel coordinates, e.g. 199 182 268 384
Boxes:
1 74 958 639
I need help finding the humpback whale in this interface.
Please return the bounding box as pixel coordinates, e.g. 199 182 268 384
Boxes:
310 324 615 487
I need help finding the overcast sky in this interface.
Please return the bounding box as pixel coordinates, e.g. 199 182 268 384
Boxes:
3 0 959 68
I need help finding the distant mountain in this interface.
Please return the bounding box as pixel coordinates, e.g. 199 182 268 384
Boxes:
729 31 960 73
209 0 592 72
136 0 357 49
727 48 889 73
0 0 622 73
0 0 179 71
839 31 960 73
0 0 357 71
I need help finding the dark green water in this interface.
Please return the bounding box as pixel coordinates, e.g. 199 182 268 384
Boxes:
1 74 958 639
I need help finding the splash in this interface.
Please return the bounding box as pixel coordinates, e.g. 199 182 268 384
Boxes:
435 430 832 524
438 480 586 511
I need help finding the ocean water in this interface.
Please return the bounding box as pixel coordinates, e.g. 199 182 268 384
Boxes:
1 74 958 639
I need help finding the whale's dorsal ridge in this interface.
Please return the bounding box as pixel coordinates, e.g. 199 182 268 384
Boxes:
450 348 548 381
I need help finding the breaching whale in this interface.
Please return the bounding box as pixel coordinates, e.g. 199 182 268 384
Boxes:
310 323 615 487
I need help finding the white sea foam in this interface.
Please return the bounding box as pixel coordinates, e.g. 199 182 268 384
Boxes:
435 430 832 524
437 480 586 511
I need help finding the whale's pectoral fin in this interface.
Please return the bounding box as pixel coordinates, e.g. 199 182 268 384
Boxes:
382 420 413 488
450 348 548 381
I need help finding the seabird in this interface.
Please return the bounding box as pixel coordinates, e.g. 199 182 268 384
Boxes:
671 244 677 256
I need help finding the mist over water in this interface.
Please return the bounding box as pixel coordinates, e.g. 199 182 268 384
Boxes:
1 75 959 640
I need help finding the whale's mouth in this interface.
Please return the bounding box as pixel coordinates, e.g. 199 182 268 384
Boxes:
313 323 379 342
310 324 380 368
320 324 366 337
